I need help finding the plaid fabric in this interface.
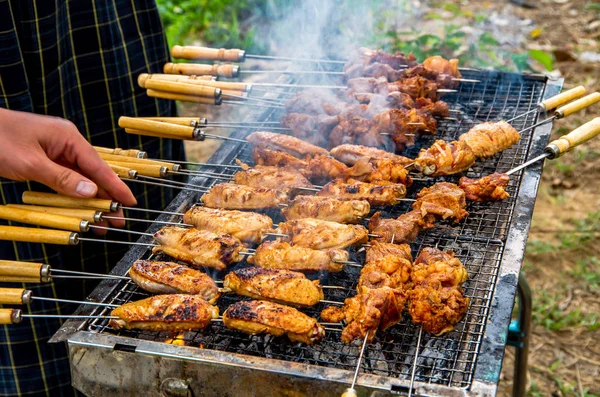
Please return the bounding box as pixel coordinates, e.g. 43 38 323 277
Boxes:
0 1 183 395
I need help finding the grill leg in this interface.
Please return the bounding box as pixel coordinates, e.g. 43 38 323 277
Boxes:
507 273 532 397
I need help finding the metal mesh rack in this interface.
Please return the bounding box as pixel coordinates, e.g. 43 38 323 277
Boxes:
60 69 559 395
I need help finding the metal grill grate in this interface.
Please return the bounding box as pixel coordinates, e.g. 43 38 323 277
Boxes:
85 69 548 389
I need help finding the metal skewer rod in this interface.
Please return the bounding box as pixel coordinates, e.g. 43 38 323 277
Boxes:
238 249 361 267
76 237 159 247
23 314 119 320
124 177 209 194
102 215 190 227
245 54 346 64
204 124 291 131
30 295 118 308
120 206 185 217
221 93 286 107
342 330 370 397
222 100 284 109
149 159 243 169
407 327 423 397
87 225 154 237
505 86 587 123
50 268 130 280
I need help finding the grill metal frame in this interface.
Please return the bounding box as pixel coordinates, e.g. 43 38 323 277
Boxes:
51 71 563 396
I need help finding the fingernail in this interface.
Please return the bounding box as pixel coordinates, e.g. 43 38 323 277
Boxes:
76 181 96 197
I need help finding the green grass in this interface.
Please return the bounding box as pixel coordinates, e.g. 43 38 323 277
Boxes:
532 289 598 331
568 257 600 291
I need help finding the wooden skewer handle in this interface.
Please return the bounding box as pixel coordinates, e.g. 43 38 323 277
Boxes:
0 226 77 245
163 62 238 78
0 205 87 232
107 161 167 178
119 116 196 139
0 260 47 283
222 90 247 98
93 146 146 158
555 92 600 118
142 117 199 126
22 191 118 212
547 117 600 158
108 164 137 179
0 309 21 324
171 45 244 62
98 152 178 171
141 74 248 91
7 205 101 223
541 86 586 111
124 128 192 141
146 89 222 105
0 287 30 305
138 75 221 98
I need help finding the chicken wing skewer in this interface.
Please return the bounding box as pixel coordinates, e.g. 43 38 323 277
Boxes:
275 218 369 250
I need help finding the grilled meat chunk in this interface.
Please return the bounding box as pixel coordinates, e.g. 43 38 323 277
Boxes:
183 206 273 245
248 240 348 273
246 131 328 158
110 294 219 331
412 248 468 287
371 108 437 151
321 286 406 343
408 281 469 335
318 179 407 206
413 182 469 222
328 116 384 149
414 97 450 117
275 218 369 250
458 121 520 159
304 155 374 185
282 195 370 224
365 241 413 263
415 139 476 176
459 173 510 202
364 158 412 186
129 260 219 302
253 146 308 169
423 56 462 79
330 144 412 166
223 267 324 307
368 210 436 244
280 114 340 147
223 300 325 344
153 226 243 271
233 162 313 193
358 243 413 290
201 182 289 210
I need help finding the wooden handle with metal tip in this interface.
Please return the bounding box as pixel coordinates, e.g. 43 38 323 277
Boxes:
141 117 199 126
138 75 221 98
0 260 46 283
142 74 248 91
107 161 167 178
146 88 221 105
119 117 197 139
108 164 137 179
171 45 244 62
0 288 29 304
222 90 247 98
98 152 179 171
546 117 600 158
93 146 146 158
0 206 87 232
0 226 76 245
163 62 238 78
150 74 216 82
22 191 118 212
555 92 600 118
7 205 101 223
124 128 192 141
541 86 586 111
0 309 20 324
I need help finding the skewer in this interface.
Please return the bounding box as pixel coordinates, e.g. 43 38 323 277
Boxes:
341 330 370 397
0 309 118 324
238 249 361 267
407 327 424 397
0 287 118 308
505 86 587 123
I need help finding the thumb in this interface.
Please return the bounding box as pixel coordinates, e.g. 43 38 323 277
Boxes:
32 159 99 198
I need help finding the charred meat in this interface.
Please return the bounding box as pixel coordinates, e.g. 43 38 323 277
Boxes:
318 179 407 206
248 240 347 273
459 172 510 202
415 139 476 176
412 182 469 223
282 195 370 224
233 162 313 193
201 183 289 210
368 210 436 244
330 144 412 166
275 218 369 250
246 131 329 158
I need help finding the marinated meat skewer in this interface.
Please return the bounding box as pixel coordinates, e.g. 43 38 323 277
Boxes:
223 300 325 345
330 144 412 166
248 241 349 273
357 242 413 290
412 182 469 223
246 131 329 158
201 182 289 209
233 161 314 193
110 294 219 331
459 173 510 202
415 139 476 177
282 195 370 224
368 210 436 245
317 179 407 206
223 267 324 307
458 121 520 158
275 218 369 250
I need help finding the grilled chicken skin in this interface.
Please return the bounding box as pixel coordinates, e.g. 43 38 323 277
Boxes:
248 240 348 273
223 300 325 344
253 146 308 169
317 179 407 206
459 173 510 202
412 182 469 223
358 242 413 291
153 227 243 271
415 139 476 176
246 131 329 158
275 218 369 250
110 294 219 331
233 162 313 193
411 248 468 287
223 267 324 307
330 144 413 166
183 206 273 244
201 182 289 210
368 210 436 244
458 121 520 158
129 260 219 303
282 195 370 224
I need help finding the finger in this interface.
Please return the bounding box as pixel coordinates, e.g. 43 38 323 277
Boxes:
31 158 99 198
96 188 126 228
91 218 109 236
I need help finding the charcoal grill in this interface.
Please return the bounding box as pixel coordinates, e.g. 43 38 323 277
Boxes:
51 68 563 396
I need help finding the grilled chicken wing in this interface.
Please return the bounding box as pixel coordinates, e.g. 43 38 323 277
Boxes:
275 218 369 250
246 131 329 158
458 121 520 158
282 195 370 224
415 139 476 176
408 281 469 335
364 158 412 186
368 210 436 244
330 144 413 166
233 162 313 193
253 146 308 169
223 300 325 344
458 173 510 202
248 240 348 273
411 248 468 287
110 294 219 331
129 260 219 303
304 155 374 185
321 286 406 343
412 182 469 222
223 267 324 307
153 226 243 271
201 182 289 210
183 206 273 244
317 179 407 206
